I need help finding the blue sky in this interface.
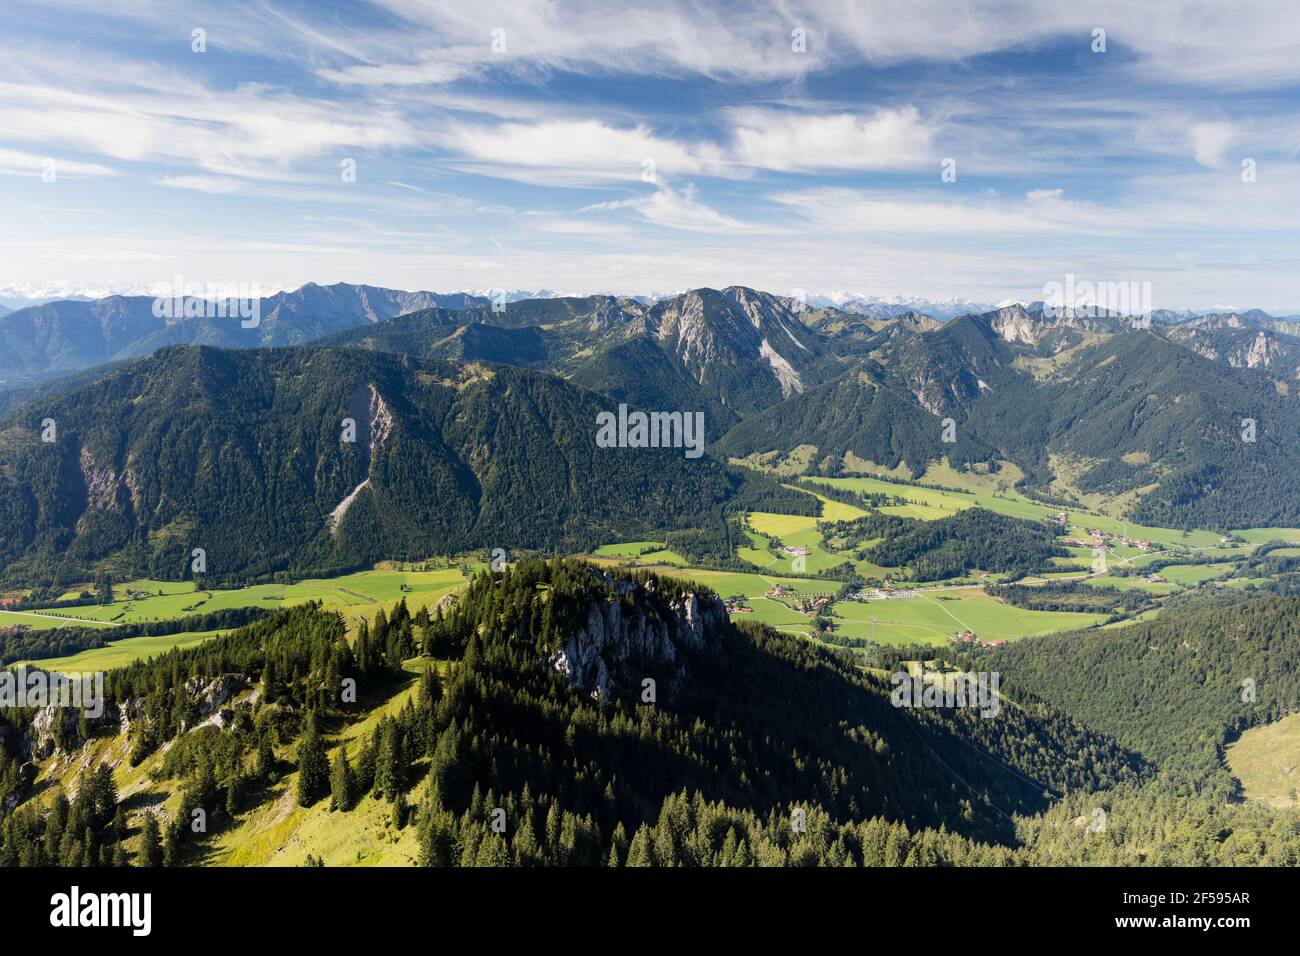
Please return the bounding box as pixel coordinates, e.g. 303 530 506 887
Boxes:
2 0 1300 310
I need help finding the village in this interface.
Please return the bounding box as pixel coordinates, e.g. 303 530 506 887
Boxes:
1051 511 1152 552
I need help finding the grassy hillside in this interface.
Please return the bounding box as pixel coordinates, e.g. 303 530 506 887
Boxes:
1226 712 1300 809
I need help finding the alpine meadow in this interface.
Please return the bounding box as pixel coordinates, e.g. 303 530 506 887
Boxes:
1 0 1297 940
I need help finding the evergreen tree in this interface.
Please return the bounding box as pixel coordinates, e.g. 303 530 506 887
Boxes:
330 748 355 812
139 814 163 868
261 659 279 705
392 789 408 829
296 712 330 808
256 732 277 781
374 718 404 802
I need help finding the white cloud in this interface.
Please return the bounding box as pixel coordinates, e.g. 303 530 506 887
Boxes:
569 181 760 233
317 56 477 87
772 171 1300 238
317 0 1300 90
0 78 413 184
728 107 935 172
636 182 759 233
769 187 1069 235
158 175 243 193
0 147 115 177
438 119 730 185
1190 121 1238 168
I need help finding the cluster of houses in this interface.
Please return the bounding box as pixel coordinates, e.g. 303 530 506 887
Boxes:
861 584 921 600
780 545 812 557
795 594 833 615
723 597 753 614
952 629 1007 648
1053 513 1155 551
1060 528 1152 552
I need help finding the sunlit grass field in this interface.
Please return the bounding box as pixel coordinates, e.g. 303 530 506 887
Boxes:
818 476 1218 545
44 567 473 628
9 565 478 671
592 541 687 565
23 629 233 672
0 609 119 631
1226 712 1300 809
831 591 1106 646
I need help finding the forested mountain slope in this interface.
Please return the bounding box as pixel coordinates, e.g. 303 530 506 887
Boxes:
722 305 1300 528
0 346 749 587
0 561 1150 866
987 596 1300 778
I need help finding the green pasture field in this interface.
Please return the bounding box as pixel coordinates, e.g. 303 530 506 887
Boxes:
806 474 1285 551
22 630 233 673
592 541 687 565
828 590 1106 647
41 567 473 629
0 609 119 631
1226 712 1300 809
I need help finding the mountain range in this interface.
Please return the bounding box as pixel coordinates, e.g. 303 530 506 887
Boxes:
5 283 1300 590
0 345 773 586
0 283 491 387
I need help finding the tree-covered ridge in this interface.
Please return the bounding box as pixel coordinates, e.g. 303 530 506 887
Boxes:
419 562 1147 848
820 507 1068 580
717 308 1300 530
1014 782 1300 866
986 595 1300 778
715 365 998 478
1 595 424 865
0 344 752 588
2 560 1154 867
7 561 1300 867
991 580 1155 617
887 320 1300 529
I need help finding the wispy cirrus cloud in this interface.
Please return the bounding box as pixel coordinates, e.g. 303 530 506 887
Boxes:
3 0 1300 308
0 147 116 178
437 119 732 185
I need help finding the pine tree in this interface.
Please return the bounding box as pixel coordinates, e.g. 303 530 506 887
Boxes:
625 824 654 867
330 748 355 812
374 718 404 802
255 732 276 781
261 659 279 704
296 712 330 807
392 789 408 829
226 769 247 816
161 819 180 867
139 814 163 868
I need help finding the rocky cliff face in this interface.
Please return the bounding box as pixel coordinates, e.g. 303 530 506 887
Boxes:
989 305 1040 347
544 576 726 702
1165 325 1300 379
632 287 822 412
16 671 248 761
